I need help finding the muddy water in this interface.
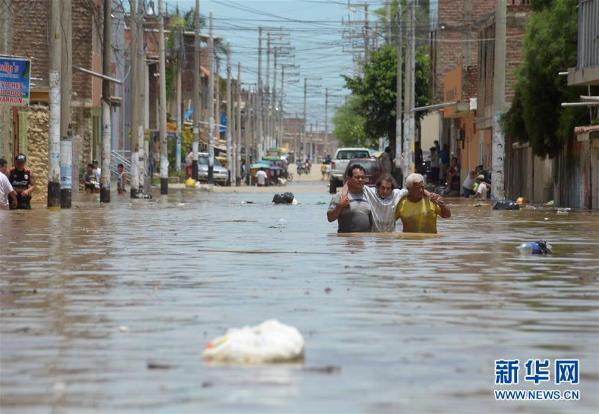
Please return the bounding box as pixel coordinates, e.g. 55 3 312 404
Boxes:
1 183 598 413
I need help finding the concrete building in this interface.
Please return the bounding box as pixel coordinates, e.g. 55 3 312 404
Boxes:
474 2 546 203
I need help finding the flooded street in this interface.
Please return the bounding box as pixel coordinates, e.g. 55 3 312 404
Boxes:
1 182 598 413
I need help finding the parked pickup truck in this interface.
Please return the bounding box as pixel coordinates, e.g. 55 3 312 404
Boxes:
329 147 372 193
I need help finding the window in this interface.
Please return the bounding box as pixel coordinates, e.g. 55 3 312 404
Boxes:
198 156 222 167
337 150 370 160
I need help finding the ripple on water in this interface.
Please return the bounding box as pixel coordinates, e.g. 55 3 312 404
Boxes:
1 191 598 413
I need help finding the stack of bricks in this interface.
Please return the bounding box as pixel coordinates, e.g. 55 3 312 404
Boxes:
26 107 49 205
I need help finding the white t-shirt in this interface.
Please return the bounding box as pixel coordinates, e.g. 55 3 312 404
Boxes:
256 170 267 185
476 182 488 199
363 186 408 232
463 173 475 190
94 167 101 182
0 172 14 209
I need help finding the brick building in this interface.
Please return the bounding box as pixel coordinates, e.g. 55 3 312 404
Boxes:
429 0 495 104
426 0 495 186
475 3 547 203
0 0 104 202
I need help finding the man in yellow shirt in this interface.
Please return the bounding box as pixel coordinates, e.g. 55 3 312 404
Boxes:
395 173 451 233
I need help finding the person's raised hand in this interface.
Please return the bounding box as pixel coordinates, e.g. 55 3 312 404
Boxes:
429 192 444 206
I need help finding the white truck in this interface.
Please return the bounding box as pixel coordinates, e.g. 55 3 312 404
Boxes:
329 147 372 193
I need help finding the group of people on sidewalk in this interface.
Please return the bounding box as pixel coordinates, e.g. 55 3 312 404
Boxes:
327 164 451 234
0 154 131 210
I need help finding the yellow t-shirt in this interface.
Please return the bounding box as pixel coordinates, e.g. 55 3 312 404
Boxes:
395 197 441 234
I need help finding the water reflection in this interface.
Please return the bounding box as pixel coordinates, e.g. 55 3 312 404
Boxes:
1 188 598 413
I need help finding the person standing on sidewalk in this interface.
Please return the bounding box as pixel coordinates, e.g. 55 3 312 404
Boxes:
256 168 268 187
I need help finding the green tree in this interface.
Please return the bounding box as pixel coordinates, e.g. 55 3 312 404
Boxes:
502 0 593 157
343 45 397 145
341 44 430 149
332 96 368 147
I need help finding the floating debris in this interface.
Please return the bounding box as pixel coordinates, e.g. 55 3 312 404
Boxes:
202 320 305 364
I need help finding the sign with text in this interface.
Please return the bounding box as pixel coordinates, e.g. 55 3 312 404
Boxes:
0 56 31 106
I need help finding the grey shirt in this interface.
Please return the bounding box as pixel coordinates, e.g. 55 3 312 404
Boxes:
329 191 372 233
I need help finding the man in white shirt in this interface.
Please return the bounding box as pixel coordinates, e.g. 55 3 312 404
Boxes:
256 168 268 187
363 175 407 232
0 159 17 209
92 160 101 182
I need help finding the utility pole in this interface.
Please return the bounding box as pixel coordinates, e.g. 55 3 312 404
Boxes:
395 4 403 168
257 27 264 160
402 0 415 182
279 65 285 152
158 0 168 194
129 0 139 197
100 0 112 203
363 3 369 63
385 0 391 44
137 0 147 194
492 0 506 200
324 88 328 150
302 77 307 161
236 62 241 186
271 47 277 149
265 32 271 150
60 0 72 208
192 0 200 181
48 0 61 209
207 12 215 183
226 49 232 186
215 59 220 145
245 89 252 178
175 30 182 173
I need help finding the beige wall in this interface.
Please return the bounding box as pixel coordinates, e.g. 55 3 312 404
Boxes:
420 111 442 151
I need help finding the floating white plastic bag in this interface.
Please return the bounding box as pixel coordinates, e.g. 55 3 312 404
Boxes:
202 319 305 364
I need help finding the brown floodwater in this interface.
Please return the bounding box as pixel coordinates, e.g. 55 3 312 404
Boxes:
1 182 598 413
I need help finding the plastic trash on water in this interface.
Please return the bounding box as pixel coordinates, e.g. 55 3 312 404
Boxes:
557 208 571 215
517 240 552 255
202 319 305 364
493 200 520 210
272 192 295 204
185 177 196 188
